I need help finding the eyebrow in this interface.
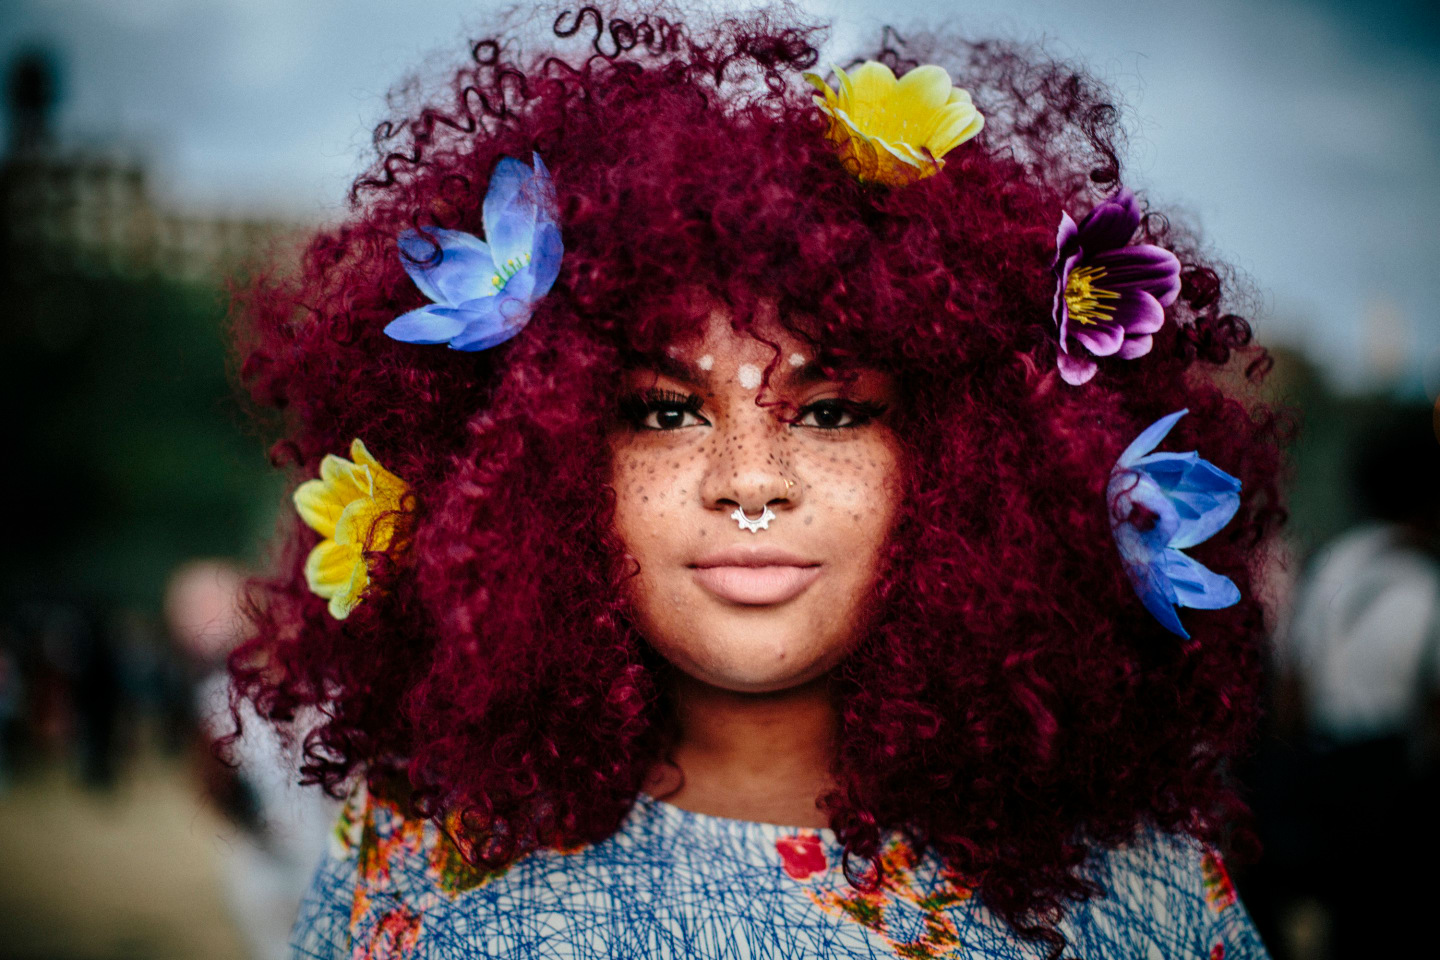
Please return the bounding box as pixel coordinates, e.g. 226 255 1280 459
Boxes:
643 352 842 389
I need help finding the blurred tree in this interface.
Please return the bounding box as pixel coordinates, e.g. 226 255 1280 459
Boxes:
1 269 283 608
0 50 294 614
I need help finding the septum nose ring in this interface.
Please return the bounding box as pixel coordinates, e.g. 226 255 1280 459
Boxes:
732 504 776 533
731 477 795 533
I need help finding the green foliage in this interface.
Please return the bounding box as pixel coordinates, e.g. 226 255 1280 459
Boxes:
1 270 282 609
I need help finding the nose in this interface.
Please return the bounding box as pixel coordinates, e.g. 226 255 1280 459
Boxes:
700 417 802 519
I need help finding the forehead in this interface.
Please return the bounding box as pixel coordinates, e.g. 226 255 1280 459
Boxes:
632 308 863 390
669 307 803 357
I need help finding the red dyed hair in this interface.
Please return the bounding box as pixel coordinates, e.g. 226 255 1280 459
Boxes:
232 3 1287 950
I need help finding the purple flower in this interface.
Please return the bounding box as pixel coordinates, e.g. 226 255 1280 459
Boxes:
1052 188 1181 386
385 152 563 352
1108 409 1242 638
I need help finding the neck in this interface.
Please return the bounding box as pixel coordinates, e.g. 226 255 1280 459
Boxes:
647 673 837 829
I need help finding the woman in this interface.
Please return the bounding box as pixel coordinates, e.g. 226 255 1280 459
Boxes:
233 5 1284 958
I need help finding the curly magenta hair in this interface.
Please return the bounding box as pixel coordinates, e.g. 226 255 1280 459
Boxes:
231 3 1287 950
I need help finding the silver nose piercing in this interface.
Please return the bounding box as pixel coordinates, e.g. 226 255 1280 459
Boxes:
732 505 776 533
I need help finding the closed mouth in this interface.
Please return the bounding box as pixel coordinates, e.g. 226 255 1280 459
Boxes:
689 563 822 606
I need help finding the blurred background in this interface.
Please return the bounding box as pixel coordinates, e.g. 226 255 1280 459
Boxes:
0 1 1435 958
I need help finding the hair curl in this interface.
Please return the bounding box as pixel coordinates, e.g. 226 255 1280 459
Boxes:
231 3 1288 952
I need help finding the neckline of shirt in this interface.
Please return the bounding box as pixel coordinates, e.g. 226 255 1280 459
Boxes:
631 791 842 847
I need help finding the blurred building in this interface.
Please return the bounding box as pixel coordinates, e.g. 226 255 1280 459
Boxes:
1 50 305 283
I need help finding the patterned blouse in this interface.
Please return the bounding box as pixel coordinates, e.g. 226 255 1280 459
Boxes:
291 784 1270 959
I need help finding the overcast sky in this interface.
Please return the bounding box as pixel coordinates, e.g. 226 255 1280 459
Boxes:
3 0 1437 393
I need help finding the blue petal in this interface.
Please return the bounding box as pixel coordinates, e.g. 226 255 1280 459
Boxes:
398 229 494 306
499 261 538 303
1131 561 1190 638
1111 472 1190 637
527 221 564 299
448 296 527 352
483 157 541 270
1132 451 1195 484
487 221 564 306
530 151 552 190
1155 549 1241 610
1134 452 1242 549
530 152 559 225
1134 452 1240 496
384 305 471 344
1170 490 1240 550
1109 469 1181 554
1116 409 1188 469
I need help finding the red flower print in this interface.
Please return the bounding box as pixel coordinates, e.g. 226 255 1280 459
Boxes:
357 907 422 959
1201 848 1238 913
1209 944 1225 960
776 833 828 880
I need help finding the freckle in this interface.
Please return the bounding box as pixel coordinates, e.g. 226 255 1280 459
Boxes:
642 496 648 502
737 363 762 390
697 354 715 371
804 515 814 525
698 528 707 537
788 352 806 367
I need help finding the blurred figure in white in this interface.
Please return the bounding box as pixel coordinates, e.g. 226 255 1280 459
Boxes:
1275 405 1440 958
165 559 338 960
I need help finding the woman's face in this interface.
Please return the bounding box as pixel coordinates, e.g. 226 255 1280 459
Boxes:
607 307 904 694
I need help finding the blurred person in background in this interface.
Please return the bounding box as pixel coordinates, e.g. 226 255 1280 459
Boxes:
1272 403 1440 957
166 559 337 960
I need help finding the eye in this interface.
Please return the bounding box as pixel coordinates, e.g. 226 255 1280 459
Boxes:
793 398 887 430
643 405 706 430
619 389 709 431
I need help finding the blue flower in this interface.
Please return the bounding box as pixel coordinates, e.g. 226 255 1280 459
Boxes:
384 152 563 352
1107 409 1242 638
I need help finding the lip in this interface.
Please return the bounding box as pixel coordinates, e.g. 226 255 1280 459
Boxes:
690 546 822 606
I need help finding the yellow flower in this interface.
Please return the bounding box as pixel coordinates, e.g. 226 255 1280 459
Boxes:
802 61 984 187
292 439 410 620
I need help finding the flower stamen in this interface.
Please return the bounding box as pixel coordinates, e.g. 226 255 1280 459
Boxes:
490 251 533 289
1063 265 1121 326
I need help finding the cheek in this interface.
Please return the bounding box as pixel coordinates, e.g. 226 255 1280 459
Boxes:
802 441 903 529
607 445 702 554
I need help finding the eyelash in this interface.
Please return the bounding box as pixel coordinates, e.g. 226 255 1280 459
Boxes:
617 389 887 432
617 389 705 429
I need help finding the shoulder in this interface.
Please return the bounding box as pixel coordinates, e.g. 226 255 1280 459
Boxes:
1061 828 1270 960
291 781 492 960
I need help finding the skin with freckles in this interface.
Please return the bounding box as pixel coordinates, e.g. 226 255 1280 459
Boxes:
608 307 904 698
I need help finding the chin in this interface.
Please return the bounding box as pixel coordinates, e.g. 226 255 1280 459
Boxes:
656 624 847 694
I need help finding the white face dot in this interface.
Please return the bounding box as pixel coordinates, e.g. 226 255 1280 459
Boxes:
788 352 806 367
666 345 681 358
697 354 715 371
737 363 763 390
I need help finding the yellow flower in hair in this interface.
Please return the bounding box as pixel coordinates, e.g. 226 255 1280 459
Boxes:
802 61 984 187
293 439 410 620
